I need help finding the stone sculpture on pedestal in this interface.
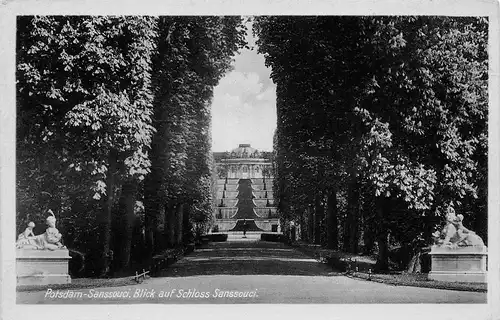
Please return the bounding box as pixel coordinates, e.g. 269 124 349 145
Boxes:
428 207 487 283
16 210 66 250
16 210 71 285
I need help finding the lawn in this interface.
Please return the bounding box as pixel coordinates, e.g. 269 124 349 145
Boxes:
292 241 487 292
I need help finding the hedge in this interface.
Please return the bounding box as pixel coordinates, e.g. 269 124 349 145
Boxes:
206 233 228 242
260 233 286 242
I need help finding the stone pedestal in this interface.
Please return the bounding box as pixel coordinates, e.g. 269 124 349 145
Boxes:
428 245 487 283
17 249 71 285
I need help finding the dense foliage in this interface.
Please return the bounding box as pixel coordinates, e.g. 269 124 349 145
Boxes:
255 16 488 270
16 15 488 276
17 16 246 276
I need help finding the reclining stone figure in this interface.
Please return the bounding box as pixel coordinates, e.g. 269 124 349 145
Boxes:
432 207 484 249
16 210 66 250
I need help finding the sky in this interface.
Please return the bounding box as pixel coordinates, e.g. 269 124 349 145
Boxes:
211 22 276 152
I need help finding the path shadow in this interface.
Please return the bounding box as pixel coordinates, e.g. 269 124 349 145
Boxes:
157 240 342 277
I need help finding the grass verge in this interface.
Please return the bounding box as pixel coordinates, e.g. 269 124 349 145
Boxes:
292 241 487 293
17 277 140 293
347 272 486 292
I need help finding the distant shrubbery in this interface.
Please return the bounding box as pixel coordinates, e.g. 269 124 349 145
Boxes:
261 233 286 242
206 234 228 242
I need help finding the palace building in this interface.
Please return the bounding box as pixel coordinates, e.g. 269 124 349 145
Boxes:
213 144 279 232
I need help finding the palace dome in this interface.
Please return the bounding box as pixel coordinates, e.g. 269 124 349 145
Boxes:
229 144 260 158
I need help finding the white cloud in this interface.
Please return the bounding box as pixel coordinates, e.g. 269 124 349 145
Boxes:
256 86 276 102
211 78 276 151
214 71 263 101
233 49 274 87
211 32 276 152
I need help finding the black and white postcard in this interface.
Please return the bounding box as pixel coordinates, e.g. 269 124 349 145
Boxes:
1 1 499 320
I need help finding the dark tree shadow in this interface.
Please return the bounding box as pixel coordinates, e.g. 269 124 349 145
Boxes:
157 241 343 277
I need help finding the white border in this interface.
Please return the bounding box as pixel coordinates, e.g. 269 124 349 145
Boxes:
1 1 499 320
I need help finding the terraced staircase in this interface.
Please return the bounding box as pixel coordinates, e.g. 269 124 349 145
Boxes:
230 179 263 231
215 177 278 232
232 179 257 219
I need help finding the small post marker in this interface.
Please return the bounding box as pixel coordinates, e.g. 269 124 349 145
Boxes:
133 269 150 283
368 268 372 281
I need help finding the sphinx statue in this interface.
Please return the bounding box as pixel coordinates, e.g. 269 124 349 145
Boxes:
16 210 66 250
432 207 484 249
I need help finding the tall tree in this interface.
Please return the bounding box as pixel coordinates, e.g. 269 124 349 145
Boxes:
17 16 158 275
255 16 487 270
144 16 247 259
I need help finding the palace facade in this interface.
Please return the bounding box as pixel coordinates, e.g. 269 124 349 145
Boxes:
213 144 279 232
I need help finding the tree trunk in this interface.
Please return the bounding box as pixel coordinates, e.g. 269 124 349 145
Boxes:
472 189 487 245
152 202 165 253
407 251 421 273
115 181 137 271
361 198 375 255
375 198 390 271
144 168 162 261
314 192 324 245
342 211 351 252
144 201 155 261
308 206 314 243
344 178 360 254
165 203 176 247
326 188 338 250
299 213 307 241
376 232 389 271
362 227 375 255
182 204 192 244
100 148 118 277
175 203 184 245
